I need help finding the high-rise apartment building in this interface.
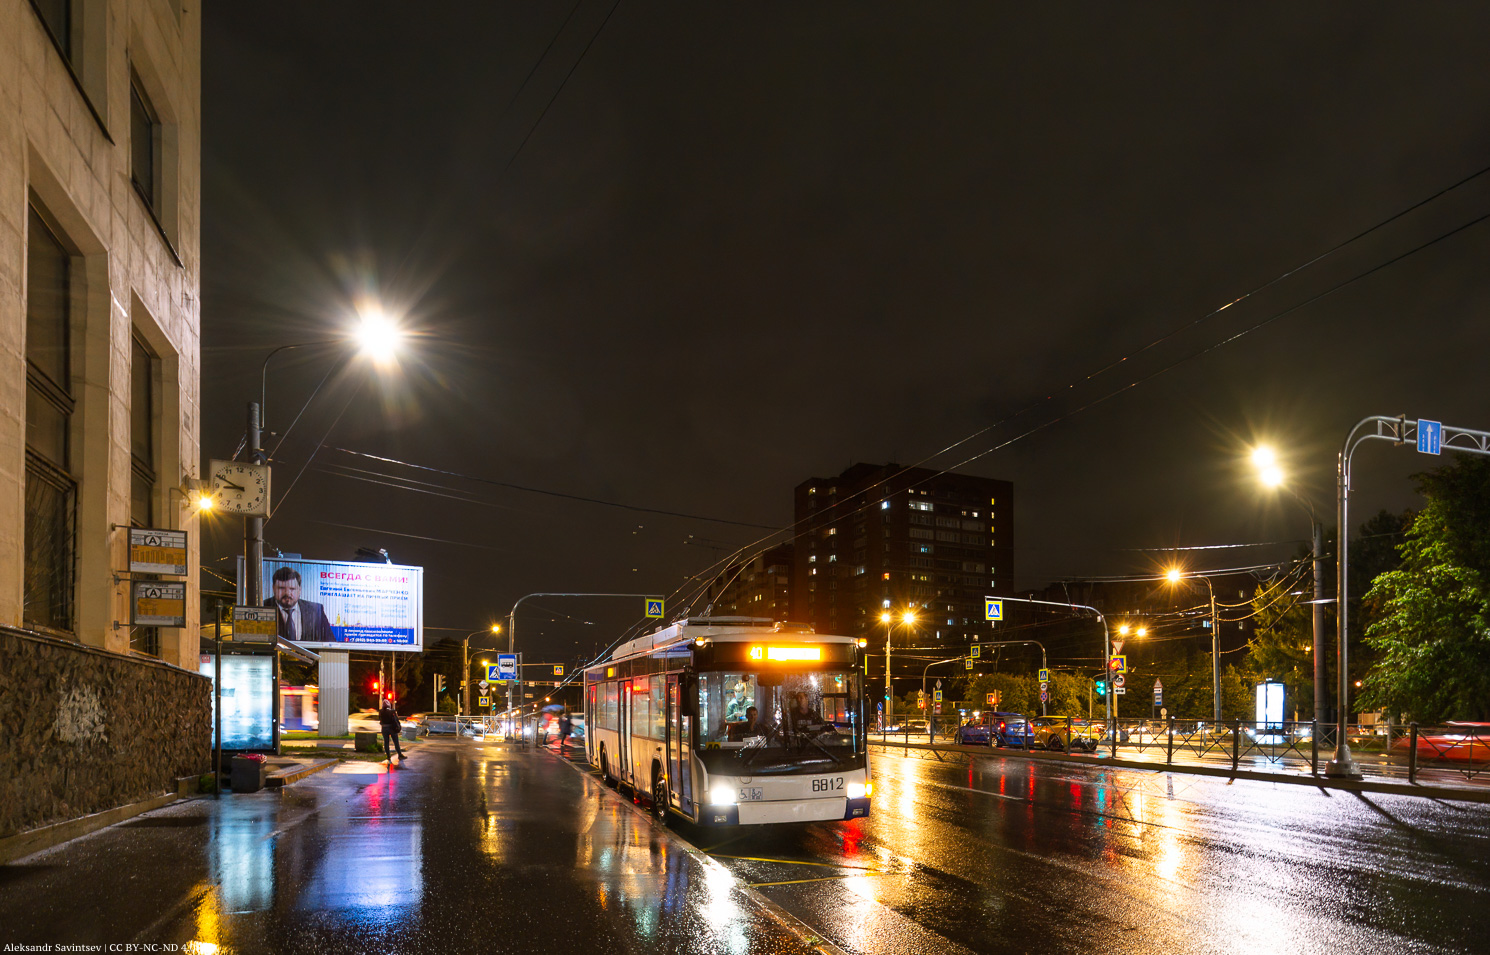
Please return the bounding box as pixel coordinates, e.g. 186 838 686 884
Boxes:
3 0 201 667
791 463 1013 647
705 544 794 621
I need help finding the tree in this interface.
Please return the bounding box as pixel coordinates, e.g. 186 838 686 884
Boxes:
1361 456 1490 722
1247 573 1317 720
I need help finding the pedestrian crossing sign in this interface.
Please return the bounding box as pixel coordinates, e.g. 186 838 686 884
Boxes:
965 657 973 670
971 645 980 658
645 599 665 618
478 696 489 707
984 597 1003 621
553 665 564 676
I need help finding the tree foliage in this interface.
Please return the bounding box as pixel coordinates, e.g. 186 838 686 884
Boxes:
1362 456 1490 722
1247 572 1319 720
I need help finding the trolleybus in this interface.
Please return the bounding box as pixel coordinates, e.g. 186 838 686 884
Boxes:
584 617 871 825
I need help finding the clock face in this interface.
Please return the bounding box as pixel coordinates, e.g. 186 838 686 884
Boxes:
209 460 272 515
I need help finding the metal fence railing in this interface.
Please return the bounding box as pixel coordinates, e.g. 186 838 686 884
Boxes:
874 716 1490 786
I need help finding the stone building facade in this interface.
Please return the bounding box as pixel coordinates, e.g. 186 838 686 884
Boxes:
1 0 201 668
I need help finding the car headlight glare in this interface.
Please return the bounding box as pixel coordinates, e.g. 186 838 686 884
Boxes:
708 786 737 805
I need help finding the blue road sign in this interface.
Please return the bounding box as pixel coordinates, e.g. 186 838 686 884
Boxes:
1418 419 1442 455
497 653 517 680
645 599 665 618
984 597 1003 621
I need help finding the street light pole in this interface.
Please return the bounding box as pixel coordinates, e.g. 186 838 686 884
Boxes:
1207 576 1220 724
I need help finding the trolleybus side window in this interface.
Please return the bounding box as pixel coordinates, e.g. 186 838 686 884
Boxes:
603 681 619 730
631 676 651 738
650 677 667 739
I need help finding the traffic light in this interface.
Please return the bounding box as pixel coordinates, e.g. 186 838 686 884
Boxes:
1095 679 1107 696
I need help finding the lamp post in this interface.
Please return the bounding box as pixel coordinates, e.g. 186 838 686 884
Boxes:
1167 569 1221 723
1252 446 1328 730
879 609 917 729
461 624 501 715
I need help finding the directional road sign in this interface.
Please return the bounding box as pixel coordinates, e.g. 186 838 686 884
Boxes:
1115 687 1126 695
1418 419 1442 455
1154 679 1163 705
645 599 665 618
984 597 1003 621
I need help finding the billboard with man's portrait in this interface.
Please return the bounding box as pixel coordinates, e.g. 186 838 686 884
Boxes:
238 556 423 652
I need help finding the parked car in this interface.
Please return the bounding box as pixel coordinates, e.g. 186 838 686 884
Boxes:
956 712 1034 747
1029 716 1102 753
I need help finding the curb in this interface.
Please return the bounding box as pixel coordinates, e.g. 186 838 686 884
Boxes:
0 790 180 865
536 745 847 955
266 758 337 788
870 739 1490 804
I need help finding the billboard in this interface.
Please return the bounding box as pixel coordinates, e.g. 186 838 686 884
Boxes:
239 556 423 652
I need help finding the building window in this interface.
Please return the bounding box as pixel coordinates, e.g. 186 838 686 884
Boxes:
24 207 77 633
880 500 890 510
32 0 74 58
131 73 161 216
910 500 933 512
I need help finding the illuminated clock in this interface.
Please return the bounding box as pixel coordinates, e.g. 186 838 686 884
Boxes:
208 459 271 516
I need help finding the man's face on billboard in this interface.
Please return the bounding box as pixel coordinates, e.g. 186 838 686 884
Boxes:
274 576 301 609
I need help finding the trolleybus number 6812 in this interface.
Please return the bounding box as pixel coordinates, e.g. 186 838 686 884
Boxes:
812 778 845 792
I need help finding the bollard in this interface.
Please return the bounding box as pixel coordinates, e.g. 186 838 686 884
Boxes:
1231 720 1241 772
1311 720 1318 775
1166 715 1174 765
1408 722 1418 784
1065 715 1072 754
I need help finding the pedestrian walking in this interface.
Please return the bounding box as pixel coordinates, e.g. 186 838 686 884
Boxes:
379 698 405 763
558 709 572 754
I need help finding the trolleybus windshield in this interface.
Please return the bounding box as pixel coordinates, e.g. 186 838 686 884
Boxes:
697 670 864 774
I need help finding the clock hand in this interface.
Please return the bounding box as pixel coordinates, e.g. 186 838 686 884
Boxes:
219 480 245 491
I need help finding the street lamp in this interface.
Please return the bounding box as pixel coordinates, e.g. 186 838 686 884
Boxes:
1251 444 1329 732
1167 567 1222 723
461 624 501 714
880 609 917 728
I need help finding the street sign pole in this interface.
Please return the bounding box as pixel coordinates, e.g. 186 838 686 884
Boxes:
1330 416 1490 778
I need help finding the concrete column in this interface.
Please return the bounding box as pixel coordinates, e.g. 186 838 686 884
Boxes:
319 649 349 737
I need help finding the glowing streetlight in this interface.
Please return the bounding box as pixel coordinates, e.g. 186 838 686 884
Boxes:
1251 443 1328 733
883 608 918 729
353 307 404 366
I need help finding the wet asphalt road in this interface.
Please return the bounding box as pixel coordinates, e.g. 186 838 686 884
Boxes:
0 739 808 954
684 749 1490 954
3 740 1489 955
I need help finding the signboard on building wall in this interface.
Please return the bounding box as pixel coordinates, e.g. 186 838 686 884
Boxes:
239 556 423 652
128 528 188 575
132 581 186 626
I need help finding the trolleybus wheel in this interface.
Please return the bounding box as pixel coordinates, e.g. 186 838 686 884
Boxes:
650 767 668 822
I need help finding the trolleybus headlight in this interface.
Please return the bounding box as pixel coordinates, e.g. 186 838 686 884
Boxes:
847 782 870 799
708 786 737 805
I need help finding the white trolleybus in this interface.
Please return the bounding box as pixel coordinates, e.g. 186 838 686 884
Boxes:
583 617 871 825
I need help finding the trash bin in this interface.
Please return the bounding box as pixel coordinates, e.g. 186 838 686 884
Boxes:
231 754 267 793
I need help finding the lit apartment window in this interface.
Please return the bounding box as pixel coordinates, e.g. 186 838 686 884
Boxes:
910 501 933 512
24 207 77 633
880 500 890 510
130 72 161 216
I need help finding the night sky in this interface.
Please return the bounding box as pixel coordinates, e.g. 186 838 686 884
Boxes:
200 5 1490 663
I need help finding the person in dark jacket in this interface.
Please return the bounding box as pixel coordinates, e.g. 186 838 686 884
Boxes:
557 709 572 754
379 699 405 762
